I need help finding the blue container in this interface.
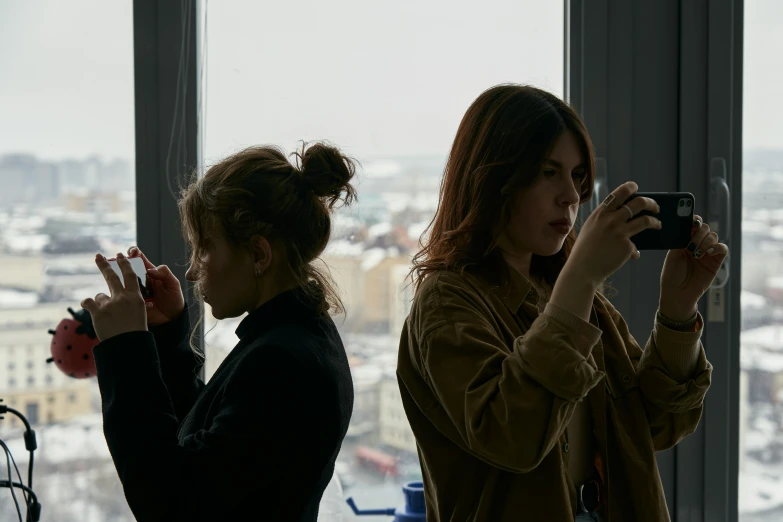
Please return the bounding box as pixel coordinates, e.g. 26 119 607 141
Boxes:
345 481 425 522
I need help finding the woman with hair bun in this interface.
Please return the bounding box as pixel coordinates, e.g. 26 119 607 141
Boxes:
81 141 358 521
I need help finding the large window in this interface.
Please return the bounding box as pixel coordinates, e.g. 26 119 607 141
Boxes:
201 0 563 512
739 1 783 520
0 2 136 520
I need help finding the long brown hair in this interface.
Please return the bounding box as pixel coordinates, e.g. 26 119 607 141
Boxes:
178 141 358 354
411 84 596 292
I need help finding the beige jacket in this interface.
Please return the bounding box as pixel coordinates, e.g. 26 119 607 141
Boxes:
396 268 711 521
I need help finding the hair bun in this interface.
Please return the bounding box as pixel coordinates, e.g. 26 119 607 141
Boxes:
298 142 358 209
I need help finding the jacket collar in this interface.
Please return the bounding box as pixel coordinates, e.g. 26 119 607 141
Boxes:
493 266 541 314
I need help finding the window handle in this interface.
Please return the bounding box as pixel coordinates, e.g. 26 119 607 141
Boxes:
708 157 731 289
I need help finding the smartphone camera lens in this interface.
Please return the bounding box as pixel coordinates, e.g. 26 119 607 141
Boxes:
686 200 692 207
679 200 685 207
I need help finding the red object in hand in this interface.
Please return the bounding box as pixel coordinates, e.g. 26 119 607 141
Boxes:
46 306 100 379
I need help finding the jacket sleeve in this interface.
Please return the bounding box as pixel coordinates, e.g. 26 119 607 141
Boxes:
147 303 205 421
93 334 306 522
604 301 712 451
414 276 605 473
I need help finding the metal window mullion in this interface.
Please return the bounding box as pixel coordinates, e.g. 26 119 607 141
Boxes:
133 0 204 373
703 1 743 521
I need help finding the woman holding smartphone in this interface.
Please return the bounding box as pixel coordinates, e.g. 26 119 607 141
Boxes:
81 142 357 521
397 84 727 521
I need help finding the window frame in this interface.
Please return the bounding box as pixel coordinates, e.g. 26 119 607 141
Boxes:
133 0 204 376
567 0 743 520
134 0 746 518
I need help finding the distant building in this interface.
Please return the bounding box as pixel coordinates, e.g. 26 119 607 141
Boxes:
323 245 414 336
362 253 412 335
740 370 749 472
740 323 783 404
346 362 383 441
64 191 123 214
389 263 414 341
378 376 417 455
0 256 45 292
742 290 775 331
322 252 365 331
0 154 59 205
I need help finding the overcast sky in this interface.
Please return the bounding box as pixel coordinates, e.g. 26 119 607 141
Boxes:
0 1 779 164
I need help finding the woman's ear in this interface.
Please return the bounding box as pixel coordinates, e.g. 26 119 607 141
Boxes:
250 235 273 274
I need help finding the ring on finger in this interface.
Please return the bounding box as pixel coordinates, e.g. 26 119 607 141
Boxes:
602 194 616 208
687 225 712 254
698 234 719 258
694 238 715 259
621 204 634 220
695 242 713 259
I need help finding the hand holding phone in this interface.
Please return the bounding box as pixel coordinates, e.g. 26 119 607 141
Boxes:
105 255 155 301
568 181 663 287
125 247 186 327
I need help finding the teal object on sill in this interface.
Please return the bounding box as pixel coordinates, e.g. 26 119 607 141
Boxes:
345 481 426 522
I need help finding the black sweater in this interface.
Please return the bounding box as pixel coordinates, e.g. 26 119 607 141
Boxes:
92 286 354 521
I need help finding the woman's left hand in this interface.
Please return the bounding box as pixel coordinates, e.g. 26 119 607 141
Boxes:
658 214 730 319
81 253 148 342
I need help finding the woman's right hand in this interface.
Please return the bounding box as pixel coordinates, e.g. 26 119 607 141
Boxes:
127 246 186 327
566 181 662 286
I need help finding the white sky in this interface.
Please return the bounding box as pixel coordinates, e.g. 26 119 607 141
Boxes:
0 0 779 163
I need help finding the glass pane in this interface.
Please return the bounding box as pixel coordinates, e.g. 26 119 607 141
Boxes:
0 2 135 520
203 0 563 516
739 1 783 520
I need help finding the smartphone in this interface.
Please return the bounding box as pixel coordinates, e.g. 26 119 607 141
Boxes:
623 192 695 250
105 256 155 301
